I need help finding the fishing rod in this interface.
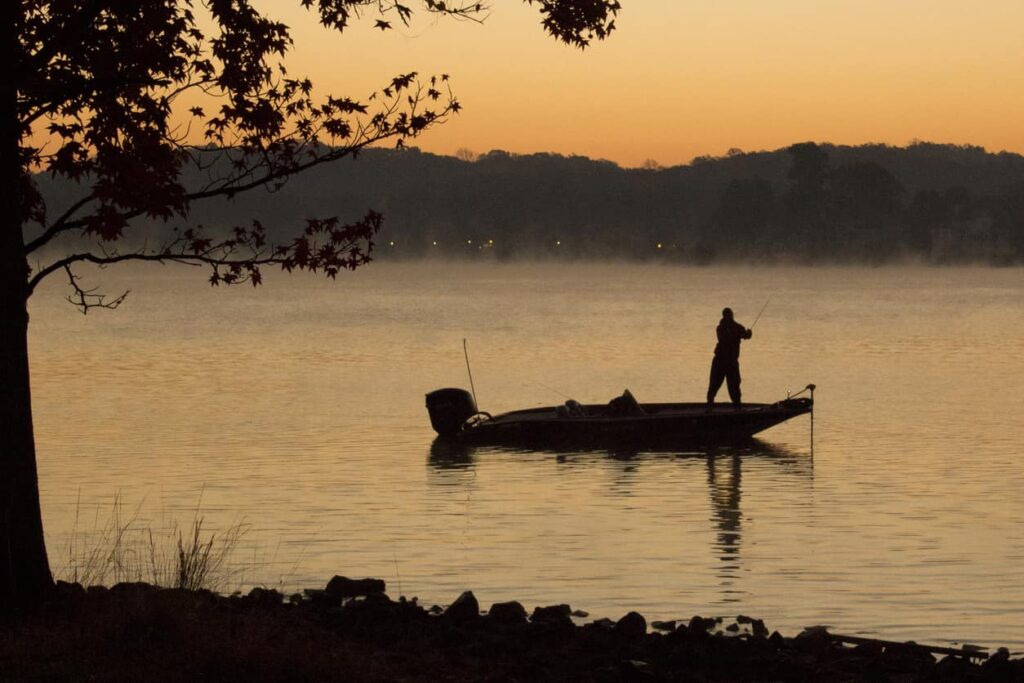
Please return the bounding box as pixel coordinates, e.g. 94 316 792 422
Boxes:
534 380 572 400
749 295 772 330
463 338 478 408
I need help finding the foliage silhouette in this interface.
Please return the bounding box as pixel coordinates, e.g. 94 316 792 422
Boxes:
1 0 621 616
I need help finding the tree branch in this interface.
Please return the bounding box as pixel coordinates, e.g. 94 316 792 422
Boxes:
27 211 383 307
61 263 130 314
24 193 96 255
33 78 456 250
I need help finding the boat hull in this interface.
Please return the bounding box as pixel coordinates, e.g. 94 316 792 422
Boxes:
450 398 813 447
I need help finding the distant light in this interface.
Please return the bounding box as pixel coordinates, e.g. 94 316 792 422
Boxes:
389 241 395 247
488 239 494 245
432 241 437 246
656 243 663 249
467 239 472 245
556 240 561 246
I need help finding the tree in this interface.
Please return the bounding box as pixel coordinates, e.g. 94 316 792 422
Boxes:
991 182 1024 259
2 0 622 615
783 142 830 257
704 177 777 259
828 161 904 259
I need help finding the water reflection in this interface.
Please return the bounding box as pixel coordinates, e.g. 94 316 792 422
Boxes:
428 438 476 469
708 452 746 602
428 437 810 465
427 438 813 602
708 452 742 569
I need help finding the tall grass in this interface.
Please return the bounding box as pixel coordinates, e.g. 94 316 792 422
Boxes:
59 492 250 593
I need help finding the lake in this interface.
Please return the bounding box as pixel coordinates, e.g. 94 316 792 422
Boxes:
29 262 1024 649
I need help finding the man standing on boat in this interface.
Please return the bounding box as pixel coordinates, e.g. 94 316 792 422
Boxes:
707 307 752 410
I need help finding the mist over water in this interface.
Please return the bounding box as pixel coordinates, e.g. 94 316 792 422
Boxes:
29 262 1024 648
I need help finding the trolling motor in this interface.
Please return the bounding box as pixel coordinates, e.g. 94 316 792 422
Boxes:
771 383 816 415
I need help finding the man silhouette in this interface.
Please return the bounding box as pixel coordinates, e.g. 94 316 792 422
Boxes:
707 307 752 410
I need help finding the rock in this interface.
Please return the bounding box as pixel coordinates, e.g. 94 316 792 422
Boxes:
303 588 337 608
725 622 740 632
651 620 676 632
688 615 715 634
570 609 589 618
751 618 769 638
54 580 86 602
591 617 616 629
531 604 573 627
324 576 386 599
360 591 393 607
617 659 655 680
443 591 480 624
981 647 1013 677
851 641 883 659
110 581 156 596
488 600 527 625
245 586 283 605
793 626 832 655
613 611 647 639
933 654 976 680
882 642 935 672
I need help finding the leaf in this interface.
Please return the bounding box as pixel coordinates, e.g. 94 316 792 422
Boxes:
395 3 413 26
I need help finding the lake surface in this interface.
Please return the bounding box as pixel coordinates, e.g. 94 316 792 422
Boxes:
29 262 1024 649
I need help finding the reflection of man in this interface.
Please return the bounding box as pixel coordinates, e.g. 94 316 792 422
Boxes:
706 307 752 410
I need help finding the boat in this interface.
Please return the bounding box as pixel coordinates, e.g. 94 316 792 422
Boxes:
425 385 815 447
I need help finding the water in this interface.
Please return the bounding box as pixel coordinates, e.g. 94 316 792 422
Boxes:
29 262 1024 649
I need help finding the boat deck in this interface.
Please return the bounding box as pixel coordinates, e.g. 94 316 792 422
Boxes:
457 397 814 447
491 402 777 422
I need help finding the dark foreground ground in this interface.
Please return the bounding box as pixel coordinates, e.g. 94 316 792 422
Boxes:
2 578 1021 682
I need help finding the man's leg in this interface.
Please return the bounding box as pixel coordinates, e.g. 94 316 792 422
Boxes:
707 357 726 406
726 363 742 408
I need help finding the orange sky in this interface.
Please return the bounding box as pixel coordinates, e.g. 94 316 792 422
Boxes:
243 2 1023 167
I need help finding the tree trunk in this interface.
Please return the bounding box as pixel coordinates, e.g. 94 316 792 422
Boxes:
0 2 54 617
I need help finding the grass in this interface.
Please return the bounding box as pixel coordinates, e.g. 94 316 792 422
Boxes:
59 492 250 593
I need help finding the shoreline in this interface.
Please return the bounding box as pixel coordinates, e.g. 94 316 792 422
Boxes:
3 577 1019 682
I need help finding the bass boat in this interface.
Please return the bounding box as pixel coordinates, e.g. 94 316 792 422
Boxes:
425 385 815 447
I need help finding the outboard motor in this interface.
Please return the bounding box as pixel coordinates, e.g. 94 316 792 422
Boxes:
425 388 478 437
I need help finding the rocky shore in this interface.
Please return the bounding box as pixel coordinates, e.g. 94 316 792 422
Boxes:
2 577 1020 682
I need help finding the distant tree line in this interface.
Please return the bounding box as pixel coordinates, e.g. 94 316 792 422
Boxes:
35 142 1024 264
698 142 1024 263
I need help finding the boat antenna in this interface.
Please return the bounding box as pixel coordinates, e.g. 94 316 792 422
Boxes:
463 338 478 408
749 295 772 330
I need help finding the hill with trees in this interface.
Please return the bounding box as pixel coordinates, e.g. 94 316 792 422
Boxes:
35 141 1024 265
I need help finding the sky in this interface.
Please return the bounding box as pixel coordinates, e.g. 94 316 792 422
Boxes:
250 1 1024 167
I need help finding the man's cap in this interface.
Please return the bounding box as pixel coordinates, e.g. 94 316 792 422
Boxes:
722 307 734 319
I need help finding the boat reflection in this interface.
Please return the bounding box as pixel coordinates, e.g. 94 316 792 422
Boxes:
427 438 813 604
427 437 477 469
428 436 811 474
